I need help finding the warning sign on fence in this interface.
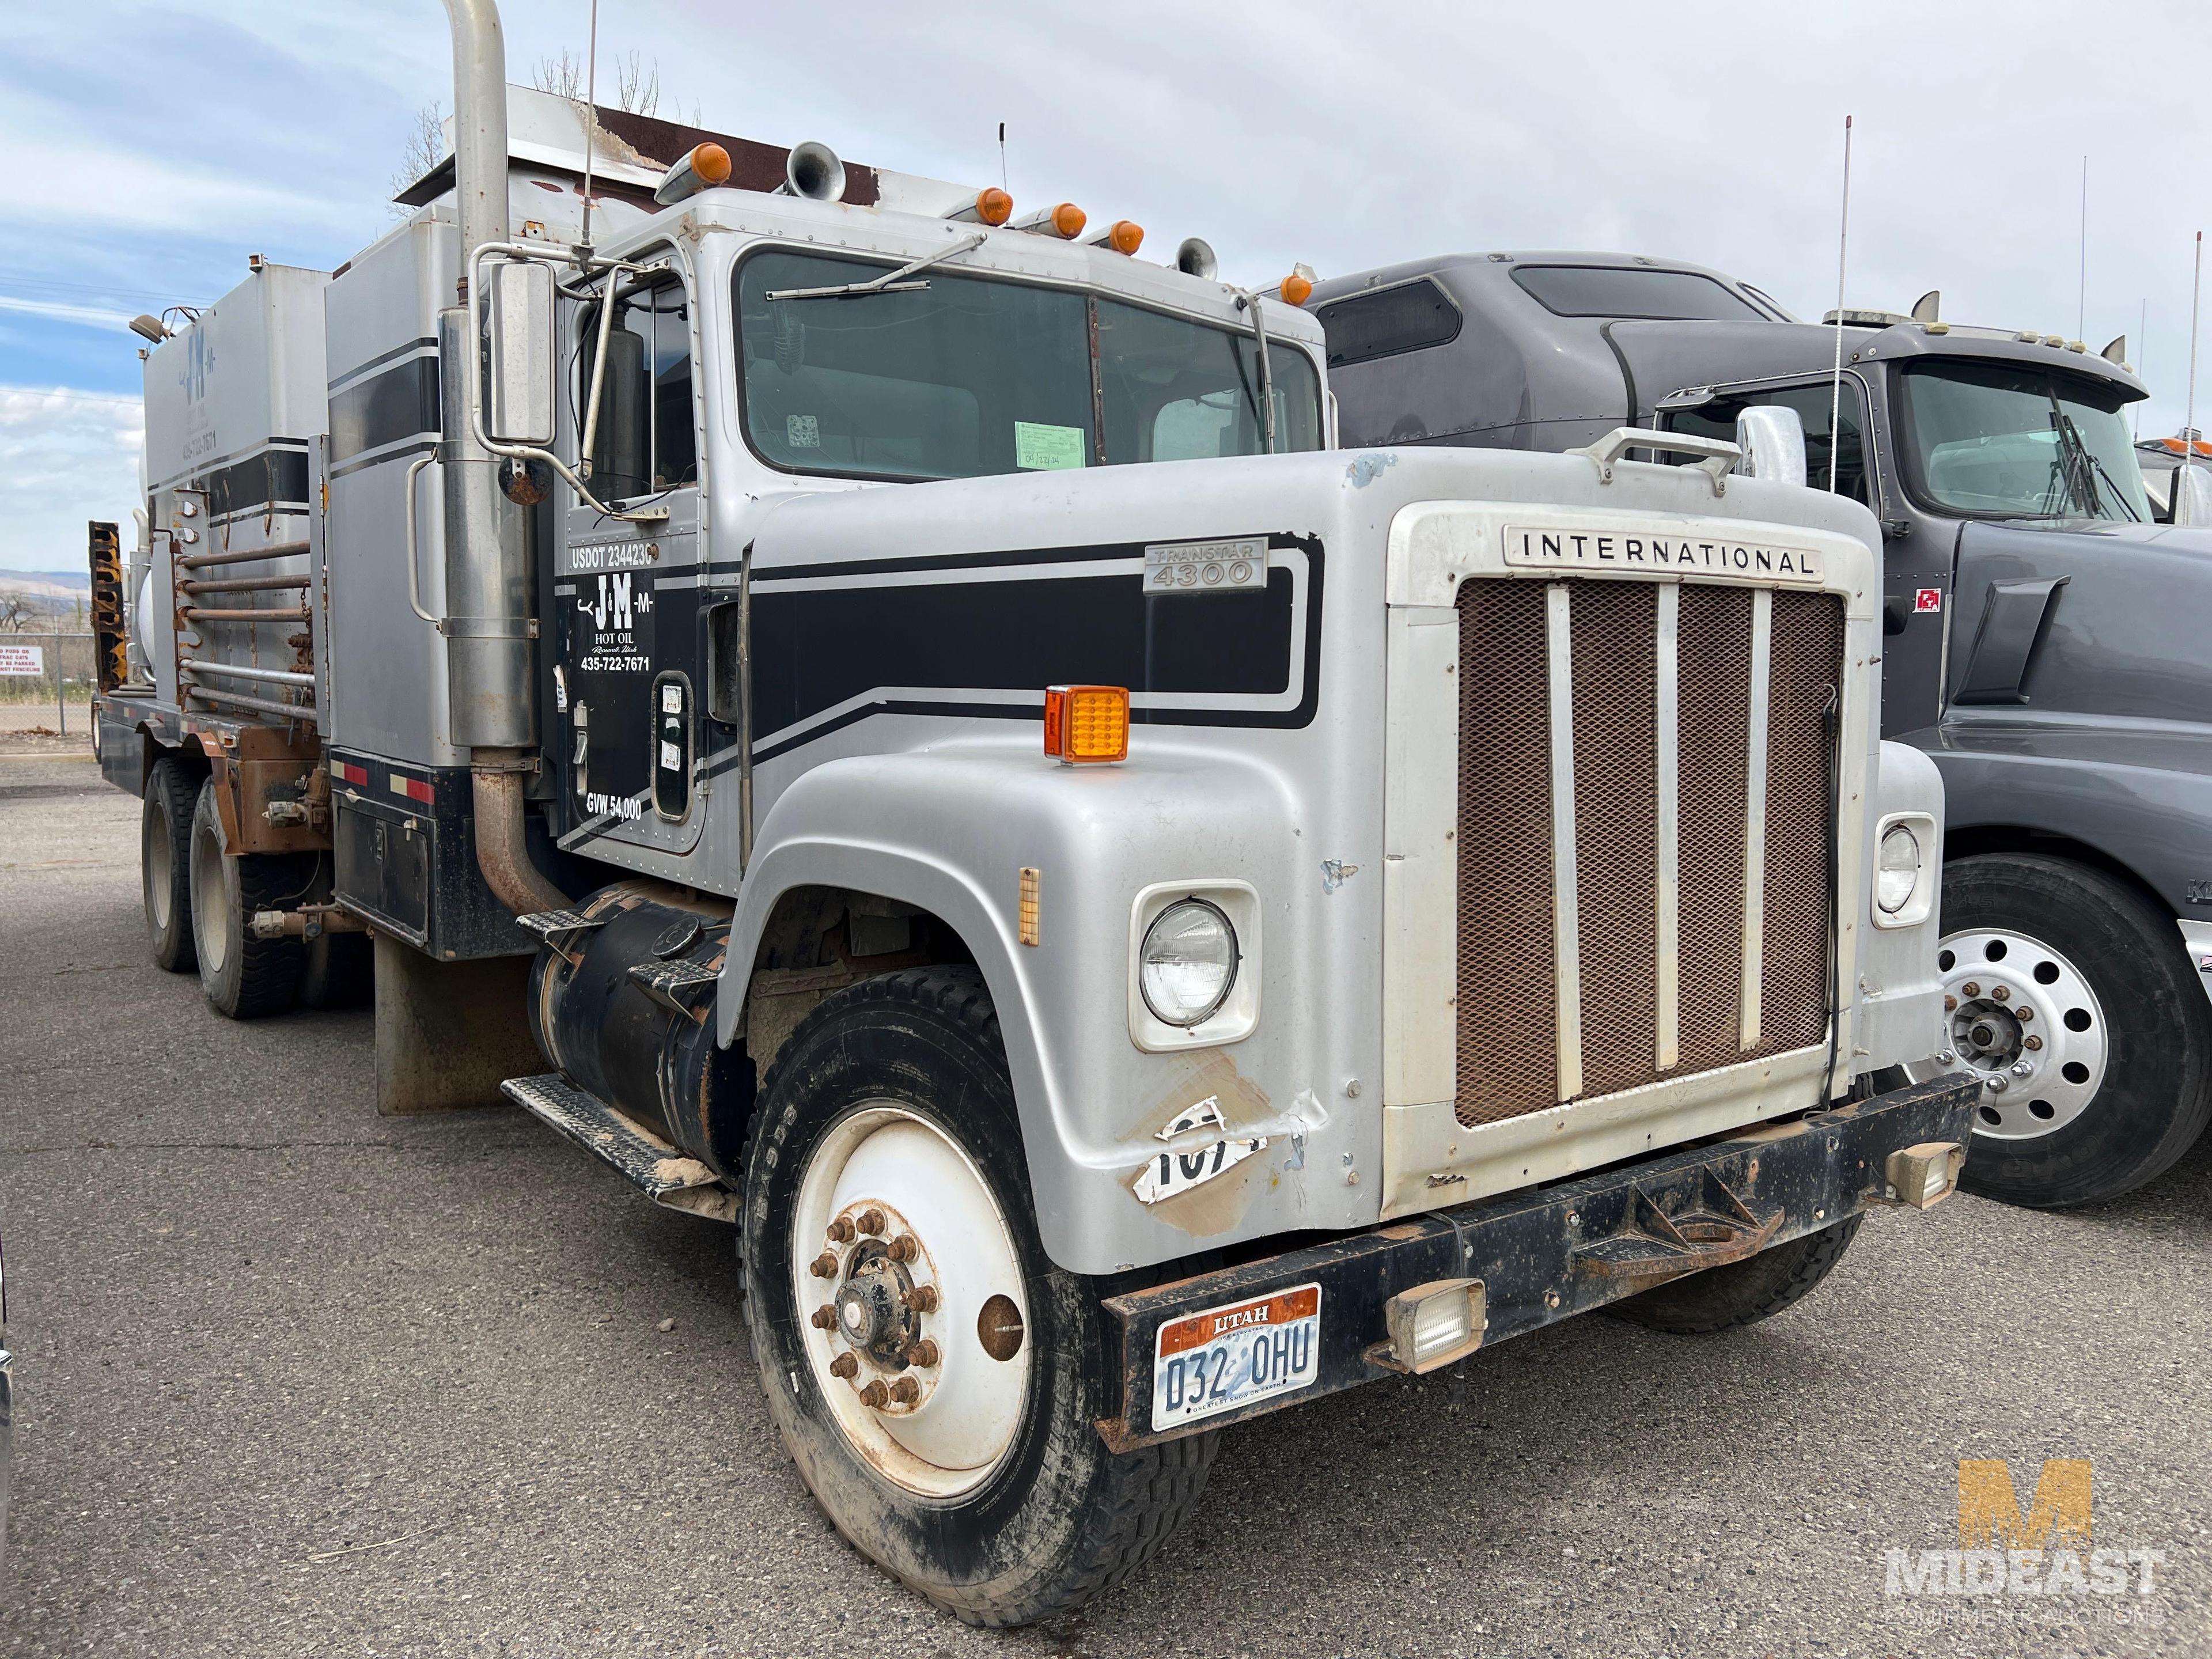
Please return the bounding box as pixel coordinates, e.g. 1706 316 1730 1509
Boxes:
0 644 44 676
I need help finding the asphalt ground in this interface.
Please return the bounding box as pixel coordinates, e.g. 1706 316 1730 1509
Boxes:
2 752 2208 1658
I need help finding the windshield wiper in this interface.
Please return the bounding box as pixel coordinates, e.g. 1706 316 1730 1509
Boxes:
2050 399 2142 521
765 233 988 302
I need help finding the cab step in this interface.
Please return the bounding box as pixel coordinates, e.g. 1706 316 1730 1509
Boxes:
501 1071 738 1223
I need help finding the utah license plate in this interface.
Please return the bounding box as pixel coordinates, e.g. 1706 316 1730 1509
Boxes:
1152 1283 1321 1429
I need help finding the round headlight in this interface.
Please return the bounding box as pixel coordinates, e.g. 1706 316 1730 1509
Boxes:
1139 899 1239 1028
1877 823 1922 915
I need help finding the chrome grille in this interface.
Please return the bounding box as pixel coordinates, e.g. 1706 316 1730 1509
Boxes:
1453 578 1844 1128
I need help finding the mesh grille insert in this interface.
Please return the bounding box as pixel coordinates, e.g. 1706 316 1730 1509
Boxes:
1452 578 1843 1129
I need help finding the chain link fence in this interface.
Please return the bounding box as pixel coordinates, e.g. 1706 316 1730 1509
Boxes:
0 630 98 737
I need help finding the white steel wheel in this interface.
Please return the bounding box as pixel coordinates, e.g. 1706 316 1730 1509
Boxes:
190 791 232 980
1910 927 2107 1141
790 1104 1032 1499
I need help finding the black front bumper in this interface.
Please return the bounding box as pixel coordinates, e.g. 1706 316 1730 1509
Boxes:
1099 1073 1979 1450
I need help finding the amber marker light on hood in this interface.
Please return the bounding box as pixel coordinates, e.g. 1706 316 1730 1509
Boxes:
1043 685 1129 764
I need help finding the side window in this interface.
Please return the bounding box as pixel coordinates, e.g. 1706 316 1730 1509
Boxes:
1668 381 1873 506
584 275 696 501
1316 279 1461 369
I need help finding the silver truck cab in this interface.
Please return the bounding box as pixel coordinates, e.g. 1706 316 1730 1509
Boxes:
92 10 1974 1626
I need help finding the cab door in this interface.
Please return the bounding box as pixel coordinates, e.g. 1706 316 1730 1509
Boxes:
554 258 709 855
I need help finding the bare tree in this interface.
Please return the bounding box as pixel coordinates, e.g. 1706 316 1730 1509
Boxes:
533 51 661 117
0 597 34 634
388 102 446 216
613 52 658 120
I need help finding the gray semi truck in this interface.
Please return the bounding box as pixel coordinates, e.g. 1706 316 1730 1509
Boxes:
86 5 1974 1624
1313 252 2212 1207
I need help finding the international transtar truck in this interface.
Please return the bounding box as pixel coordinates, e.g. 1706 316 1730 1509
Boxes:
1313 253 2212 1211
88 5 1972 1624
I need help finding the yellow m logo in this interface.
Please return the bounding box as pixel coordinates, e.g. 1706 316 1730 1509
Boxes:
1958 1459 2092 1550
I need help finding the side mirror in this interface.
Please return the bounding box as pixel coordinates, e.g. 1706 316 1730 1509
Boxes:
2175 463 2212 528
1734 404 1808 488
484 259 556 448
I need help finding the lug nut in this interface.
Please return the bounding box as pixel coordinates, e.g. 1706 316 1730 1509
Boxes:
2015 1005 2033 1021
810 1305 837 1330
857 1380 889 1408
904 1285 940 1313
826 1217 855 1244
1944 994 1957 1012
890 1376 921 1405
1987 1075 2009 1093
2010 1060 2033 1078
1991 985 2010 1002
2024 1035 2043 1051
906 1339 941 1368
829 1353 859 1379
888 1233 919 1263
1961 981 1980 997
857 1207 886 1236
808 1252 839 1279
1938 1049 1957 1063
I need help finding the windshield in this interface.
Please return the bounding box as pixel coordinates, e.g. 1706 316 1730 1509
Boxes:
736 249 1322 482
1897 359 2150 522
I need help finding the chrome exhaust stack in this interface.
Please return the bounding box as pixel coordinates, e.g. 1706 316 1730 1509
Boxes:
440 0 566 913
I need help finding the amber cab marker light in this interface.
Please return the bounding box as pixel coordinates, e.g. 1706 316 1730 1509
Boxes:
1043 685 1129 764
692 142 732 187
1278 263 1316 306
1092 219 1144 256
974 187 1013 226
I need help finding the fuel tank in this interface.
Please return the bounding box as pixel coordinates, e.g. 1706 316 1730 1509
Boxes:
528 882 752 1177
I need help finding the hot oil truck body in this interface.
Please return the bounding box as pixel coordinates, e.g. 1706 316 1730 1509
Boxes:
89 4 1974 1624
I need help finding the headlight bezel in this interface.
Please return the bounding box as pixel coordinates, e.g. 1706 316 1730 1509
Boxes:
1126 880 1262 1052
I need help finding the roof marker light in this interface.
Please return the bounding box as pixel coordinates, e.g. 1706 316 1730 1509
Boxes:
1013 203 1087 240
1278 263 1316 306
951 187 1014 226
654 142 733 205
1086 219 1144 255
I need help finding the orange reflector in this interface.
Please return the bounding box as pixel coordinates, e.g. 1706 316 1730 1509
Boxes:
1051 202 1087 239
1043 685 1128 764
975 187 1013 225
1279 270 1315 306
1103 219 1144 255
691 142 732 187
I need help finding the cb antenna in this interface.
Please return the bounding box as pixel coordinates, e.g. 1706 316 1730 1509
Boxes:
1827 115 1853 493
998 122 1008 194
2077 156 2088 343
579 0 601 254
2186 232 2204 504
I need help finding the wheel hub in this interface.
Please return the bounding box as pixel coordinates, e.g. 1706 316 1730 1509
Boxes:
791 1106 1033 1499
1919 928 2108 1141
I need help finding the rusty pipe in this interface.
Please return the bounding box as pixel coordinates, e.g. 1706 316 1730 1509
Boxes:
471 751 568 915
180 573 310 595
177 541 310 570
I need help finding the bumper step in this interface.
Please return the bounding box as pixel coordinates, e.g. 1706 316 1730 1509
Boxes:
502 1072 737 1223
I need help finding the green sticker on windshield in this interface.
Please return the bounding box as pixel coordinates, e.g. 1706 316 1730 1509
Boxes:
1014 421 1087 471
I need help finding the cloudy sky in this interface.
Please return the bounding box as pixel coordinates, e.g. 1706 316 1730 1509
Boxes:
5 0 2207 571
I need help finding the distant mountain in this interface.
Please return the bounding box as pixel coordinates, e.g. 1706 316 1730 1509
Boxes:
0 571 91 599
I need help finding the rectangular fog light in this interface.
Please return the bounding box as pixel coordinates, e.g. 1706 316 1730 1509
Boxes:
1884 1142 1966 1209
1381 1278 1487 1374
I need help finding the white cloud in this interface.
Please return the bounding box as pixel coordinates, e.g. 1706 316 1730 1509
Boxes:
0 388 145 574
0 296 135 331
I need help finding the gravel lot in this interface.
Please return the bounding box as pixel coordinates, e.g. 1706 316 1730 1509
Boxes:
2 753 2207 1657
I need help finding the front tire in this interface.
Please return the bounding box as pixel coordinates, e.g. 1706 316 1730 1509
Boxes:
188 782 310 1019
141 757 199 973
742 968 1217 1627
1930 854 2212 1206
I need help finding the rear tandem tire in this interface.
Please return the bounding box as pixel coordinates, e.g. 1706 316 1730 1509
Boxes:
142 757 199 973
742 967 1218 1627
187 781 311 1020
1607 1215 1865 1335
